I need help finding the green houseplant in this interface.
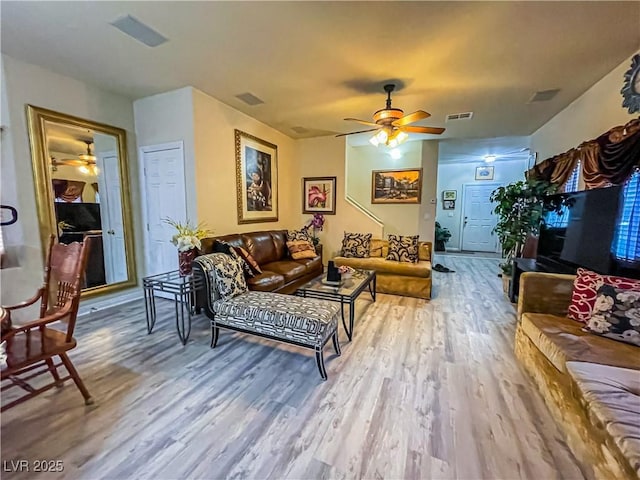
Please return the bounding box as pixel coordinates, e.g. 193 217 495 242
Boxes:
490 179 559 276
434 222 452 251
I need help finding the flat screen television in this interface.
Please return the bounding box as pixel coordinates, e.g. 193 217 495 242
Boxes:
537 185 640 279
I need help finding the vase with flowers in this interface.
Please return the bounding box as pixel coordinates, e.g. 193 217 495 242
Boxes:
303 213 325 254
164 218 212 276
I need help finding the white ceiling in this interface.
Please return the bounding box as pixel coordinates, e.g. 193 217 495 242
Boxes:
2 1 639 144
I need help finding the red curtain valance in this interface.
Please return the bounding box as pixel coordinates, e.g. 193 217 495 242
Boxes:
527 117 640 189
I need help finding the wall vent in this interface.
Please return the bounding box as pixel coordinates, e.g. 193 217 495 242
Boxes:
235 92 264 106
446 112 474 122
110 15 168 47
291 126 309 134
528 89 560 103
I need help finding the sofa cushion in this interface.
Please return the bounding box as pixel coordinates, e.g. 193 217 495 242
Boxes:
520 313 640 373
246 271 285 291
261 260 307 283
386 234 419 263
233 246 262 276
341 232 372 258
566 361 640 476
568 268 640 323
334 256 431 278
293 256 322 274
584 285 640 347
369 239 388 258
242 232 279 265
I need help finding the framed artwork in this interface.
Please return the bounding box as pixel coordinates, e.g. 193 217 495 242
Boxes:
303 176 336 214
442 190 457 201
443 200 455 210
475 166 495 180
371 168 423 204
235 129 278 224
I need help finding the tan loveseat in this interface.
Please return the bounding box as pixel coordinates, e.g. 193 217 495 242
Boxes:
515 272 640 479
333 239 432 299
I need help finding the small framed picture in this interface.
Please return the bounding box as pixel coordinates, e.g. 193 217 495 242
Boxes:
303 176 337 214
475 166 495 180
443 200 455 210
442 190 457 201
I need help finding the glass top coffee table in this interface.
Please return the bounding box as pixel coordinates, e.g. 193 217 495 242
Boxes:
295 269 376 341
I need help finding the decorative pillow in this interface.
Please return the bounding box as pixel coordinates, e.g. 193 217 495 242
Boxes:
233 246 262 276
287 229 311 243
213 254 248 300
583 284 640 347
341 232 372 258
568 268 640 322
212 240 236 256
386 234 419 263
287 240 317 260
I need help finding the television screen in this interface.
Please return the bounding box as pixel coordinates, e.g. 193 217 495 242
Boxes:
538 185 639 278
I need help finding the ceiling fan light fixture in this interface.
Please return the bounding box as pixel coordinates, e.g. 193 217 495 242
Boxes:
370 129 389 147
79 153 97 162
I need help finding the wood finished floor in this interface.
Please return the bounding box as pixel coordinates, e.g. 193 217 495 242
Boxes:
1 256 586 480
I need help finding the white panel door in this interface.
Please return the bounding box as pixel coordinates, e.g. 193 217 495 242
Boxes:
141 143 186 277
461 183 499 252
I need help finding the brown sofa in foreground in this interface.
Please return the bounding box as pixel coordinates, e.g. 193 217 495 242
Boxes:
333 239 432 299
515 272 640 479
198 230 322 294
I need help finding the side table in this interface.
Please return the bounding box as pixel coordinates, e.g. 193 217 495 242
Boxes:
143 270 204 345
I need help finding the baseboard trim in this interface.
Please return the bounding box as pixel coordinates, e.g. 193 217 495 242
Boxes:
78 289 143 317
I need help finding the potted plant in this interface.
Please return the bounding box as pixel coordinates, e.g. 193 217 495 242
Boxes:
490 179 559 291
164 218 212 275
434 222 452 251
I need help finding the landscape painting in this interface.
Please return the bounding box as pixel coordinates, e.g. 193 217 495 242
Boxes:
371 168 423 204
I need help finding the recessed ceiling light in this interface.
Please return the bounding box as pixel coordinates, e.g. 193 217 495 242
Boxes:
484 155 496 163
110 15 168 47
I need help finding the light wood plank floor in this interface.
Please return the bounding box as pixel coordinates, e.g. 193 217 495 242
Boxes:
1 256 586 479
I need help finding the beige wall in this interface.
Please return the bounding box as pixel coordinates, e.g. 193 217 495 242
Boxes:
418 140 438 244
531 51 639 161
294 136 383 259
0 54 142 307
192 88 298 236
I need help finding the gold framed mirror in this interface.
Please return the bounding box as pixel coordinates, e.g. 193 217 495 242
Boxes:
26 105 137 298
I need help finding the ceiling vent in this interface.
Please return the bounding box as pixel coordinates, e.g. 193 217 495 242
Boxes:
528 89 560 103
110 15 168 47
235 93 264 106
446 112 474 122
291 126 309 134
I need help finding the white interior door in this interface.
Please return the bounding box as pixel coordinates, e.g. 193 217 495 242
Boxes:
461 183 500 252
140 142 187 278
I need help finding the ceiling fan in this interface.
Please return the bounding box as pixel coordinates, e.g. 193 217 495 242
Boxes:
337 83 445 147
51 141 98 174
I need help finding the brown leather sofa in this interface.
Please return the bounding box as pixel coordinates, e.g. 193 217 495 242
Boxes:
515 272 640 479
198 230 322 294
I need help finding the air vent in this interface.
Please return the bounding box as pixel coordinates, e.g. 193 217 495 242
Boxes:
235 93 264 106
291 126 309 134
528 89 560 103
110 15 168 47
446 112 474 122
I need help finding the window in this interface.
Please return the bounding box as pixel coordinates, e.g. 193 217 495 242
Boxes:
613 170 640 263
564 160 580 193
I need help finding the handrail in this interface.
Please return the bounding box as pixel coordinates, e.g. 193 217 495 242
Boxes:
345 194 384 229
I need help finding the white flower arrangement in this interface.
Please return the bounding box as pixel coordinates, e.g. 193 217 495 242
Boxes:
163 218 212 252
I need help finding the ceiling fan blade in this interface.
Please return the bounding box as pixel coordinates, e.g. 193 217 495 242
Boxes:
400 125 446 135
344 118 382 128
392 110 431 127
335 128 380 138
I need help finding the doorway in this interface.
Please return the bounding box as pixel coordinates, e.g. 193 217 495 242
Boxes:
139 142 187 278
461 183 500 252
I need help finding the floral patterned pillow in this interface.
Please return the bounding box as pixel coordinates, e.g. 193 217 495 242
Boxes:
567 268 640 322
584 284 640 347
341 232 372 258
386 234 419 263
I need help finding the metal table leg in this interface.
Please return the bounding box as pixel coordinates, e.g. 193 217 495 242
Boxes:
174 291 192 346
144 286 157 334
340 301 351 341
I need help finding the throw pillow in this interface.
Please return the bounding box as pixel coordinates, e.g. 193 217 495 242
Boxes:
568 268 640 322
287 240 317 260
583 284 640 347
287 229 311 243
212 239 236 256
341 232 372 258
233 246 262 276
386 234 419 263
213 254 248 299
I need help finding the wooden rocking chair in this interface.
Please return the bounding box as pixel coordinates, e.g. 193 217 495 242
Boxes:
1 235 92 411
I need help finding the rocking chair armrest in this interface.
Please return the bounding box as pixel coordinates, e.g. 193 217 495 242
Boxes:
2 302 73 338
2 288 45 311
